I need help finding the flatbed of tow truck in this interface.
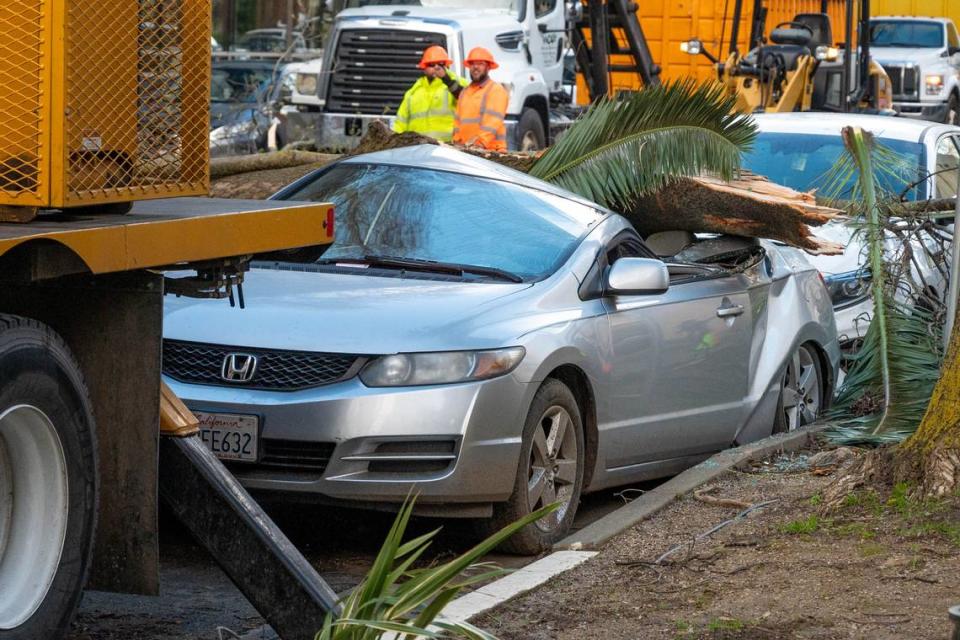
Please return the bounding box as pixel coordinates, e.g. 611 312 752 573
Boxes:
0 198 333 275
0 198 339 640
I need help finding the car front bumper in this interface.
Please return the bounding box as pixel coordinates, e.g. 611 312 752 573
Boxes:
165 373 530 508
893 100 949 122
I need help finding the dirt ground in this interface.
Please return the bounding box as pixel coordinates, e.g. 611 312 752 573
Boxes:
476 448 960 640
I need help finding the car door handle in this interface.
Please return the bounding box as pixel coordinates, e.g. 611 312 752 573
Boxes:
716 304 744 318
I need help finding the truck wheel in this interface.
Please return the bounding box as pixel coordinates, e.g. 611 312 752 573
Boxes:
947 93 959 126
518 108 546 152
0 315 97 640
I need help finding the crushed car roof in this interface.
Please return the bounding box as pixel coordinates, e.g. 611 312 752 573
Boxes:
340 144 612 212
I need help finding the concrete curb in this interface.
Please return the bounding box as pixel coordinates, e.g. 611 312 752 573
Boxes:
555 424 828 551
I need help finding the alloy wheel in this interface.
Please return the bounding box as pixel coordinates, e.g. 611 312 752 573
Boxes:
779 345 822 431
0 405 69 629
527 405 579 532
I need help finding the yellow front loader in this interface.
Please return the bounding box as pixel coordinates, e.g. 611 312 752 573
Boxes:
681 0 893 114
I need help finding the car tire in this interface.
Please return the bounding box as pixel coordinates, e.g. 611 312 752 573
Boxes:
517 108 546 153
0 315 98 640
946 93 959 126
487 378 584 555
773 343 824 434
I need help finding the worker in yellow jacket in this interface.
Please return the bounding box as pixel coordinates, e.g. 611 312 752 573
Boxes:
453 47 509 152
392 46 467 142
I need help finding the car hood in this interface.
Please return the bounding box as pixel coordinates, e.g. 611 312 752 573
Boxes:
163 267 534 354
802 220 860 276
871 48 945 67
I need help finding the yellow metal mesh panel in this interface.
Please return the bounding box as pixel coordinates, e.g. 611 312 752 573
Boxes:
65 0 209 204
0 1 46 203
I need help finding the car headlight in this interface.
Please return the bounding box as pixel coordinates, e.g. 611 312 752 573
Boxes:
209 120 256 142
359 347 525 387
925 74 944 95
823 269 871 309
295 72 318 95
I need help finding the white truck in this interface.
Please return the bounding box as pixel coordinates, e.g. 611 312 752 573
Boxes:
312 0 574 151
870 15 960 124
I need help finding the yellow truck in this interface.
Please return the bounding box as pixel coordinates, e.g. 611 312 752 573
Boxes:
0 2 340 638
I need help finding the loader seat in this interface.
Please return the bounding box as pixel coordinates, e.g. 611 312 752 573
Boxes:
792 13 833 49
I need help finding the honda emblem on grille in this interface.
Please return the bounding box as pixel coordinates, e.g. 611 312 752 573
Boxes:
221 353 258 383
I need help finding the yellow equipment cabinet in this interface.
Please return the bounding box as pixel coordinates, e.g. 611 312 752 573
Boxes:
0 0 209 213
874 0 960 29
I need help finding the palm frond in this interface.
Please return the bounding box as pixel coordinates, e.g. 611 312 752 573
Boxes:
528 79 757 210
317 495 559 639
824 127 943 446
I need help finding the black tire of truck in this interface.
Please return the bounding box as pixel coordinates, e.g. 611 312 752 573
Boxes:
518 108 546 152
0 315 98 640
947 93 960 126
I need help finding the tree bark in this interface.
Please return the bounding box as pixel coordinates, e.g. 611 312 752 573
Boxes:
898 307 960 496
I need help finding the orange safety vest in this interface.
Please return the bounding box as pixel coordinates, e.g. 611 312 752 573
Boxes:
452 79 509 152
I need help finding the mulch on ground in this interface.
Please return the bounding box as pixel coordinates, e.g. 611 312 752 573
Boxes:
476 447 960 639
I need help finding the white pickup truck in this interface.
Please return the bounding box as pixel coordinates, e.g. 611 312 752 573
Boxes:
310 0 576 152
869 16 960 124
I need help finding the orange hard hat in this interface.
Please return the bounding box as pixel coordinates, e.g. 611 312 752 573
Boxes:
464 46 499 69
418 45 453 69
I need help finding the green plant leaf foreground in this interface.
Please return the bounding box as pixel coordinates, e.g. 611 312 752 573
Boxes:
317 497 559 639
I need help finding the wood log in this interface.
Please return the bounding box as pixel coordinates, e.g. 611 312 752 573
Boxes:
210 121 844 254
0 206 38 223
209 151 340 179
630 173 843 255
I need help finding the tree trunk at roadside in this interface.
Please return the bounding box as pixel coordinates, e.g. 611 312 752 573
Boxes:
897 312 960 496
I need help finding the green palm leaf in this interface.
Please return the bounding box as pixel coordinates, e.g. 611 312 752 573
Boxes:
528 79 756 210
824 127 942 445
316 496 559 640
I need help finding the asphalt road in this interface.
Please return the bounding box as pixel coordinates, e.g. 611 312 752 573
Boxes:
68 482 659 639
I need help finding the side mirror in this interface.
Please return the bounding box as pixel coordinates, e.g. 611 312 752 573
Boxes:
605 258 669 296
565 0 583 23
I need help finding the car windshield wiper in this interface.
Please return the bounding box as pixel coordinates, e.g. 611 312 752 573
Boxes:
316 255 524 283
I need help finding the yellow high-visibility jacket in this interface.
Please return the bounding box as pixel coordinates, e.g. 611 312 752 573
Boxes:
392 72 467 141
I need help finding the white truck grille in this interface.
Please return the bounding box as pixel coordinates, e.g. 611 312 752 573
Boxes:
325 29 447 115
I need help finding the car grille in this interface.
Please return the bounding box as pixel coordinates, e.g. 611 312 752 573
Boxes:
882 64 919 100
163 340 363 391
325 29 447 115
257 438 336 472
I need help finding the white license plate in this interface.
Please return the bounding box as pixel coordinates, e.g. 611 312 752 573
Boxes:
195 411 259 462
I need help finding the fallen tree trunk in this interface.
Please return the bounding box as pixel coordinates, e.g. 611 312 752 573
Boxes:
210 151 340 179
211 121 843 254
630 174 843 254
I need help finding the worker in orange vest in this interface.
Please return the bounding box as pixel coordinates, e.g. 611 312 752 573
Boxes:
452 47 509 152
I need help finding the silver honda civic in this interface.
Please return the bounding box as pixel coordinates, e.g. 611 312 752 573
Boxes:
162 145 840 553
